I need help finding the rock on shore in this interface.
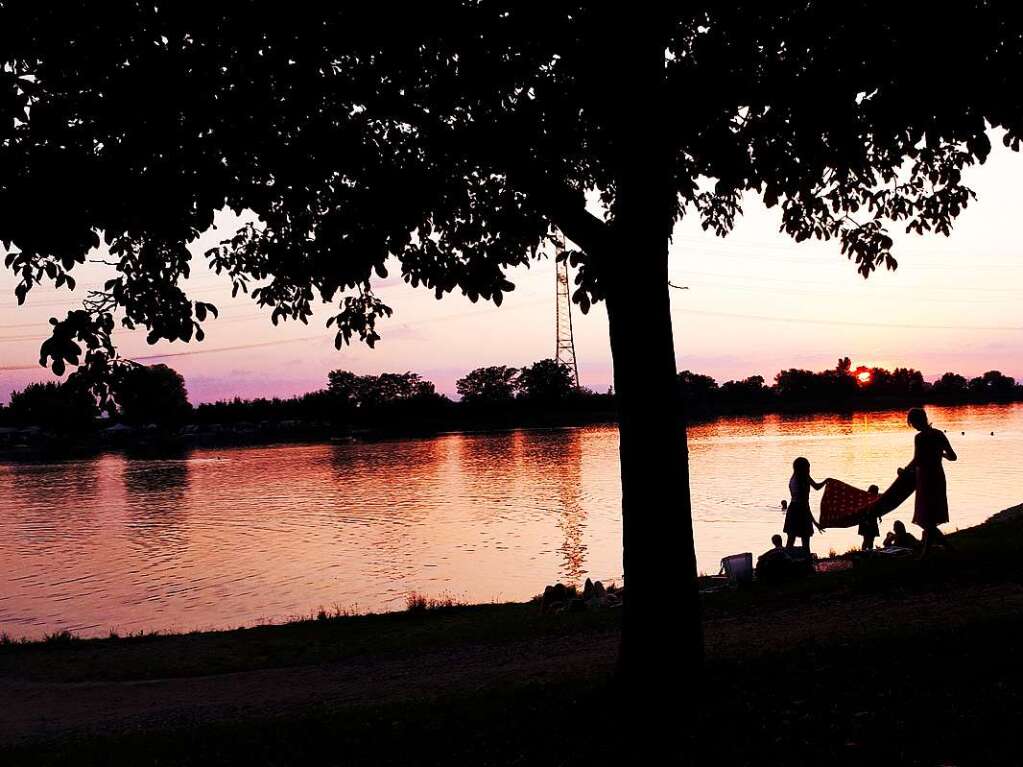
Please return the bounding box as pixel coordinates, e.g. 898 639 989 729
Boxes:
540 578 622 613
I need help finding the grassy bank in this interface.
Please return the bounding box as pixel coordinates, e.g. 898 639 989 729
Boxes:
0 599 619 684
3 505 1022 765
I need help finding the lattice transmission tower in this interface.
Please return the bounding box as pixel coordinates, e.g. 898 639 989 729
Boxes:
554 235 580 389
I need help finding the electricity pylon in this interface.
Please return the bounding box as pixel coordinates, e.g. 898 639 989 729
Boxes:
554 235 580 389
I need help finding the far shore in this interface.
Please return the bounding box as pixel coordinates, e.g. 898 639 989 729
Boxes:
2 398 1020 463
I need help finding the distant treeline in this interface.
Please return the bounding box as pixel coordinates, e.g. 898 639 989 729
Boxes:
1 357 1021 438
191 360 614 435
680 358 1023 420
0 359 613 438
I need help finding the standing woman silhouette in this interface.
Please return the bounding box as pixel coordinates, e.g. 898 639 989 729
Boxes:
901 407 957 557
784 457 826 552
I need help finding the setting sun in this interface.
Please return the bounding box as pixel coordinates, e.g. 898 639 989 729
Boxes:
857 370 873 384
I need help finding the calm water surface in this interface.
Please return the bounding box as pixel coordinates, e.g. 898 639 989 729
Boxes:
2 404 1021 638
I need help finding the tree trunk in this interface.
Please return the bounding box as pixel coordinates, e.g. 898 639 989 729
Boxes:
604 169 703 762
602 7 703 744
607 253 702 620
606 246 703 685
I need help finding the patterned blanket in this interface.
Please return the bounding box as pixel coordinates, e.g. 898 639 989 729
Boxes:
819 473 916 529
820 479 876 528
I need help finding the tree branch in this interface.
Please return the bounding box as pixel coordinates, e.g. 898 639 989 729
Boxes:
507 166 609 259
357 91 610 261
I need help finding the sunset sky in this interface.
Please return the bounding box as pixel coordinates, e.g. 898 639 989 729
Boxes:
3 134 1023 404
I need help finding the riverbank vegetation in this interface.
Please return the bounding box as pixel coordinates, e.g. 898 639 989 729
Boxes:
683 357 1023 419
2 504 1021 764
1 357 1020 449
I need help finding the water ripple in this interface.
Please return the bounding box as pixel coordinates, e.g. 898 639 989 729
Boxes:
1 404 1021 638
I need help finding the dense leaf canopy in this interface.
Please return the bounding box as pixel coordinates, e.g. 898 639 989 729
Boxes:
3 2 1022 387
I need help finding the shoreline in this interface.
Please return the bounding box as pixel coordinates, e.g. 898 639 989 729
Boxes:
1 502 1021 763
2 399 1019 462
3 502 1019 652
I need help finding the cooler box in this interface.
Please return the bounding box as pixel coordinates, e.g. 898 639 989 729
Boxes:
720 553 753 584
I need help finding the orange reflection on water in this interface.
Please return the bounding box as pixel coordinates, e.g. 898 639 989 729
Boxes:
1 403 1021 639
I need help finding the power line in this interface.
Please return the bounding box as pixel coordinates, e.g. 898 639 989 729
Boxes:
673 278 1018 304
673 267 1023 294
3 273 1014 341
0 335 326 372
0 296 551 371
675 306 1023 332
670 232 1023 270
0 273 239 309
0 310 279 341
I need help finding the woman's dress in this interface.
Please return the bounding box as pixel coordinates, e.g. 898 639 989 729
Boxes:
857 514 880 539
911 427 951 529
783 474 815 538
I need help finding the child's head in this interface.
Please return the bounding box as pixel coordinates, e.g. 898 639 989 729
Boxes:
771 534 783 548
781 499 788 509
907 407 929 431
792 456 810 475
867 484 880 496
894 520 907 534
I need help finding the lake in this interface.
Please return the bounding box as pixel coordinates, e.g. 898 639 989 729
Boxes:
2 403 1021 639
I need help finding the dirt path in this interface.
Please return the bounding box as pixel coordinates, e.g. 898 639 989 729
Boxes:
1 631 616 743
4 582 1022 744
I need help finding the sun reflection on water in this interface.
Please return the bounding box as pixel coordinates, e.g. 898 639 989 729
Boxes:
1 403 1020 639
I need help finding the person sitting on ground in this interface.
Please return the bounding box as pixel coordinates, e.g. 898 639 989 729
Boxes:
858 484 882 551
883 520 920 549
756 534 795 581
760 534 785 559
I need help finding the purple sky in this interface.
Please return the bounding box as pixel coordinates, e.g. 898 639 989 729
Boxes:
4 135 1023 404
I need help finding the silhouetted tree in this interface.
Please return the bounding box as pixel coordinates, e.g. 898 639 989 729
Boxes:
298 389 342 422
774 359 859 407
890 367 926 397
932 372 970 400
6 7 1023 713
718 375 773 412
774 368 819 402
857 366 924 398
970 370 1017 401
516 359 575 403
864 367 894 394
818 357 859 404
113 364 191 427
327 370 438 410
6 380 98 432
364 372 438 406
326 371 366 410
678 370 719 419
456 365 520 405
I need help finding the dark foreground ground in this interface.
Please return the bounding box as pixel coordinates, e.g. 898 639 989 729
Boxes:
3 505 1022 766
